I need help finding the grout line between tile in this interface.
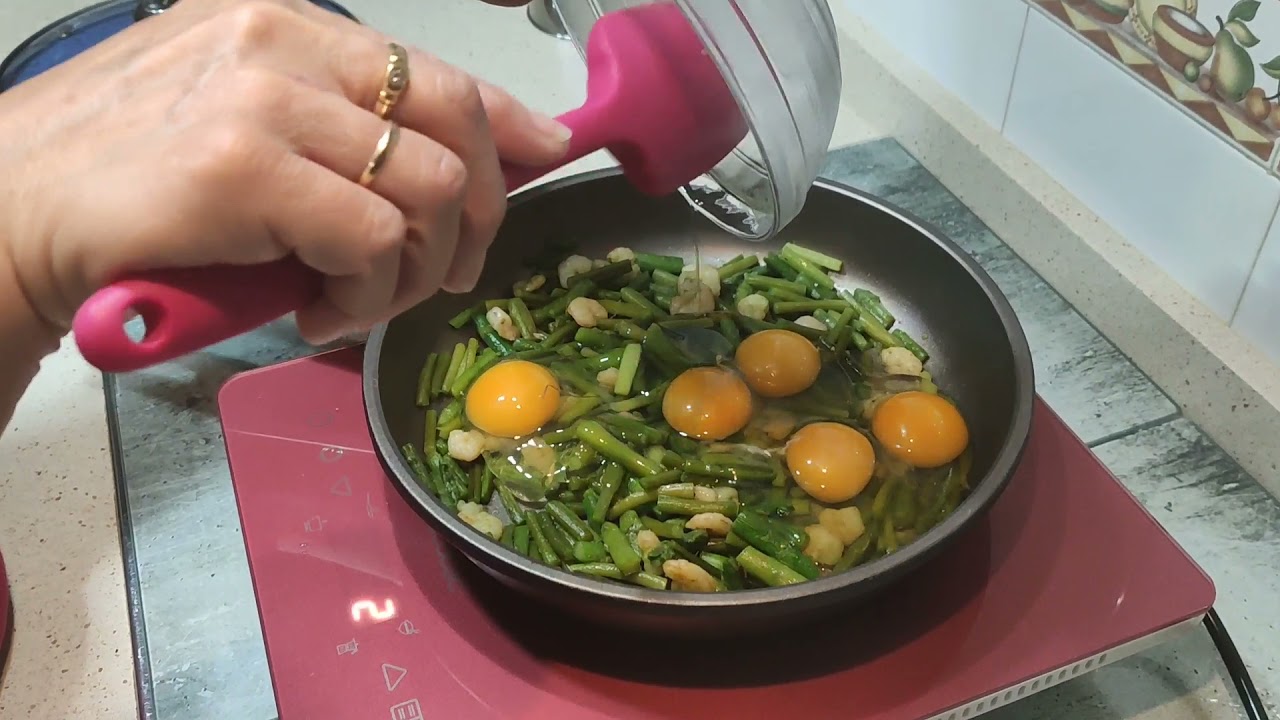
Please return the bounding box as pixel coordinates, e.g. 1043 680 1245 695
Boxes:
999 4 1031 134
1228 196 1280 323
1085 412 1182 449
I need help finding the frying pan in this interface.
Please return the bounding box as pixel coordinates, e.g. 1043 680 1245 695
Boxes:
364 168 1035 635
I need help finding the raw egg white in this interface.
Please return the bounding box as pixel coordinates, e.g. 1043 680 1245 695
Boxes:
785 422 875 503
464 360 561 438
661 367 753 441
733 329 821 398
871 391 969 468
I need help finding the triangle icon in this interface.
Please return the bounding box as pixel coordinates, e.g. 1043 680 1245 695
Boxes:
382 663 407 692
330 476 352 497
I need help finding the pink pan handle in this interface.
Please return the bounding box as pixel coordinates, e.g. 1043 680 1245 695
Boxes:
72 260 324 372
72 103 615 373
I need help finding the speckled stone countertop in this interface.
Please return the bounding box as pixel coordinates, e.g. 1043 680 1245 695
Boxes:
1 1 1279 719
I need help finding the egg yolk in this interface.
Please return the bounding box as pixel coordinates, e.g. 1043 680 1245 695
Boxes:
733 329 821 398
464 360 561 438
871 391 969 468
661 367 753 441
785 422 875 503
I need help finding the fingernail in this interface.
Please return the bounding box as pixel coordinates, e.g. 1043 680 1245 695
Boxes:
309 329 343 347
309 324 357 347
340 328 371 344
441 277 477 294
530 111 572 146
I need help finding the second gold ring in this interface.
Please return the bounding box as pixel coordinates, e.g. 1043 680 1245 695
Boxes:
359 122 401 188
375 42 410 119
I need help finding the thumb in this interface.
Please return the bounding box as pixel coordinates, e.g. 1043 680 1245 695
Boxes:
477 82 571 166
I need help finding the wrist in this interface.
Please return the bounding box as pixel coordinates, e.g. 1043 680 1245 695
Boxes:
0 243 62 363
0 243 62 434
0 102 60 357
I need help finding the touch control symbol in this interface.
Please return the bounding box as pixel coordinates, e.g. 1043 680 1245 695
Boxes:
389 699 423 720
303 516 326 533
382 663 408 692
330 476 352 497
397 620 419 636
318 446 344 463
336 639 358 656
305 411 335 428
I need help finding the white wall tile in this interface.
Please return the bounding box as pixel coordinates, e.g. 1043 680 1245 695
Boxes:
1233 219 1280 363
842 0 1028 129
1004 10 1280 320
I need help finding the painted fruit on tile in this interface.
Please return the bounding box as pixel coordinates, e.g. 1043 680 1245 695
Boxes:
1152 5 1214 69
1132 0 1196 45
1210 26 1256 102
1244 87 1271 122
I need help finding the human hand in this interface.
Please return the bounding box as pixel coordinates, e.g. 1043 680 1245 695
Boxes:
0 0 568 345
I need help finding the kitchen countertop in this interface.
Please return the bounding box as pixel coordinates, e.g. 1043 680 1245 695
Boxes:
0 1 1277 719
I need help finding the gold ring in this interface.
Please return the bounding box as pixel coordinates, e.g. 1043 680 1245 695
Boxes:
359 121 400 187
374 42 410 119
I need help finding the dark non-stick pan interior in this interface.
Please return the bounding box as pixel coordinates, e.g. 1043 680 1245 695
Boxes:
365 169 1034 634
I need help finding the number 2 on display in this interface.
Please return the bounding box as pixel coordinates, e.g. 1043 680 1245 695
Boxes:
351 598 397 624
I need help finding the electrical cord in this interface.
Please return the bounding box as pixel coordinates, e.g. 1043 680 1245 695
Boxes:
1205 607 1270 720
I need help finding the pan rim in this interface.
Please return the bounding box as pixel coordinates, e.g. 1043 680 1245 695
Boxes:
364 166 1035 609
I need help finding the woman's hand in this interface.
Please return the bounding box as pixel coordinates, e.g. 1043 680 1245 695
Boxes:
0 0 566 345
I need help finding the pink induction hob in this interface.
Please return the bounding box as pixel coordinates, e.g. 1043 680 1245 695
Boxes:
218 347 1215 720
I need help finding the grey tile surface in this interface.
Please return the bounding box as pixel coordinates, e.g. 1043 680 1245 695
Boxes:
110 138 1268 720
115 319 318 720
978 415 1280 720
821 141 1180 445
1093 418 1280 717
823 138 1008 258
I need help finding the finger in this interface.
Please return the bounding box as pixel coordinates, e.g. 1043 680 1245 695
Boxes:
258 87 469 338
203 75 413 329
258 72 470 251
295 252 401 345
285 8 570 166
160 120 409 343
136 118 406 276
475 80 572 167
212 67 472 338
443 243 489 293
264 152 406 329
204 6 559 300
335 49 516 292
383 55 506 292
298 205 463 343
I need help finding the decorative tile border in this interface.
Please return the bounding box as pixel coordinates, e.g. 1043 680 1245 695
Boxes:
1031 0 1280 168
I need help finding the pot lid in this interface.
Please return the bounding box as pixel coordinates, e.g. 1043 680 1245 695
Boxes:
552 0 843 240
